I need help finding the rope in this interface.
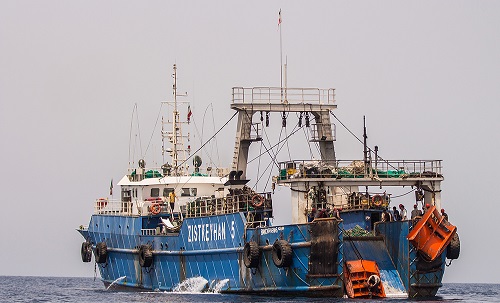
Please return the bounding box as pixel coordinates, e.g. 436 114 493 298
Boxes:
247 125 304 164
391 188 416 199
144 103 163 157
192 103 221 171
329 110 398 171
176 111 237 171
339 224 364 260
128 103 143 168
244 110 280 170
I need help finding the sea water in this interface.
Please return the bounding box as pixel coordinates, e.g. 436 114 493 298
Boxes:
0 276 498 303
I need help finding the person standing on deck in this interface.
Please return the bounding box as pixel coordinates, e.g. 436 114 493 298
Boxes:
392 206 401 221
399 204 408 220
169 191 176 212
441 208 449 220
411 204 422 219
381 209 391 222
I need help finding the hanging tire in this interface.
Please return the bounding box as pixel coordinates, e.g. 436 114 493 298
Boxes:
95 242 108 264
139 244 153 268
243 241 260 268
446 232 460 260
81 242 92 263
272 240 293 268
416 252 442 272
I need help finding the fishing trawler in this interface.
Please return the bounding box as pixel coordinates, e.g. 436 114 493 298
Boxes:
78 65 460 298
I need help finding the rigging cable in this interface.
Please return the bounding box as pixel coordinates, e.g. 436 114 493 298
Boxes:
128 103 143 168
191 103 221 172
176 111 238 172
284 112 292 162
300 116 315 159
390 188 416 199
261 121 301 192
144 102 164 158
247 125 304 164
211 105 221 168
244 110 280 170
329 110 398 171
135 104 143 159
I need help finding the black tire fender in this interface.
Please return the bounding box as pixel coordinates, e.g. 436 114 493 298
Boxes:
243 241 260 268
416 252 443 272
446 232 460 260
272 240 293 268
81 242 92 263
139 244 153 268
95 242 108 264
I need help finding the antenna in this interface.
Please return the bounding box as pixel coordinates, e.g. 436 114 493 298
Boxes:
279 9 283 103
161 64 191 176
363 116 369 173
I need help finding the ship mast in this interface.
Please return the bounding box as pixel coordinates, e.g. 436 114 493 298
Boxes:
172 64 179 173
162 64 190 176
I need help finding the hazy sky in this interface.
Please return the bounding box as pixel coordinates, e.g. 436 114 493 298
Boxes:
1 1 499 283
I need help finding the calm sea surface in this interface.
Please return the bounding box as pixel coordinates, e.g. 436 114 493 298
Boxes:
0 276 498 303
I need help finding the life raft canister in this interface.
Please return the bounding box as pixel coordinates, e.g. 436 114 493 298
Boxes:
251 195 264 208
139 244 153 268
272 240 293 268
81 242 92 263
95 241 108 264
243 241 260 268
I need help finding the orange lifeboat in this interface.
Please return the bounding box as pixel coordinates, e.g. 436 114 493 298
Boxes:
344 260 386 298
407 205 457 261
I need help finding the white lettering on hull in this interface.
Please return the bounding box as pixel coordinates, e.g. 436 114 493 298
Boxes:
260 226 284 235
187 221 233 243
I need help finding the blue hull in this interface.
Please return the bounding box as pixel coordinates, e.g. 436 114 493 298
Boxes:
79 212 445 297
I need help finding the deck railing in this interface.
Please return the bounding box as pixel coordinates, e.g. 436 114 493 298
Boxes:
94 199 134 215
182 192 272 218
278 159 442 180
232 87 335 105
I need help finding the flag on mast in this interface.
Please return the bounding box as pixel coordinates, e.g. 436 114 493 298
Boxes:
278 9 282 28
187 105 192 123
109 178 113 196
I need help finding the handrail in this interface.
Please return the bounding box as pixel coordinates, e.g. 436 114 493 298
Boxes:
94 199 134 215
232 87 335 105
278 159 442 180
182 192 272 219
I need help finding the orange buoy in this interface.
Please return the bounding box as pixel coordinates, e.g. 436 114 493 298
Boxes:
371 195 383 207
150 203 161 215
251 195 264 208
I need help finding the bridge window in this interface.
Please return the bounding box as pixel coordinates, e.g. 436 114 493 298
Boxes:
151 188 160 197
163 188 174 197
181 188 197 196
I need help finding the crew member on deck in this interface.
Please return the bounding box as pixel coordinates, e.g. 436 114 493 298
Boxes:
411 204 422 219
381 209 390 222
441 208 448 220
399 204 408 220
169 191 176 212
331 207 341 220
392 206 401 221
